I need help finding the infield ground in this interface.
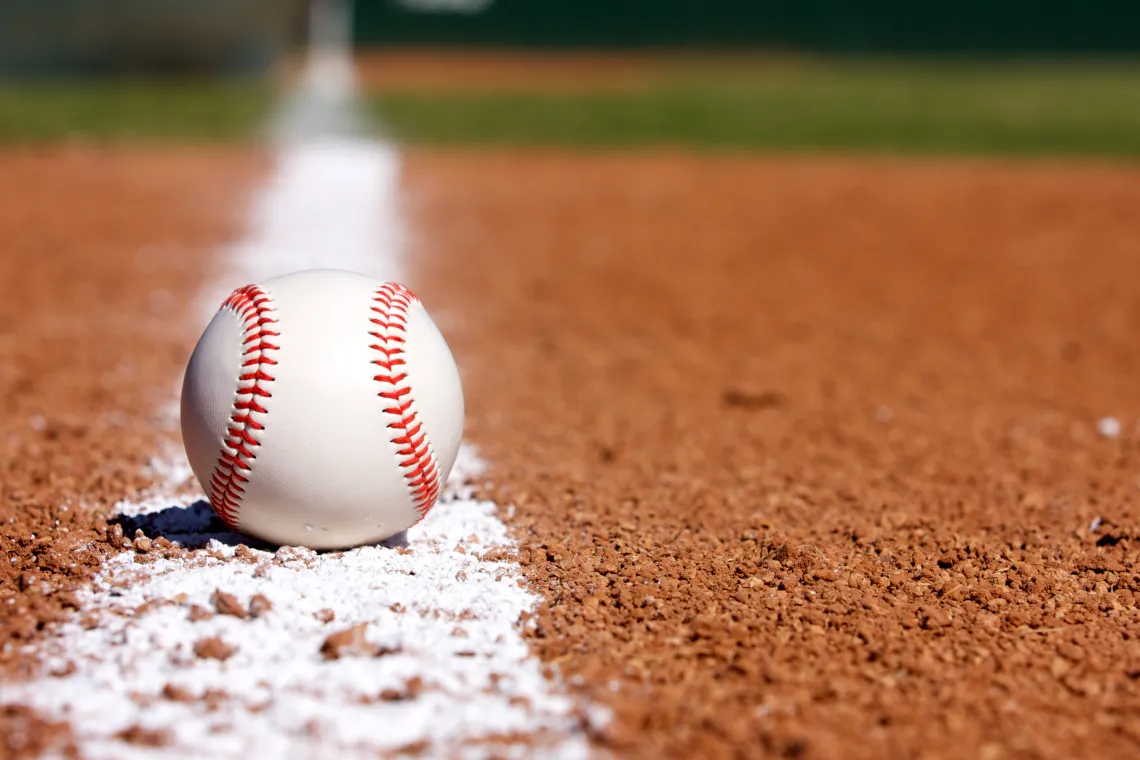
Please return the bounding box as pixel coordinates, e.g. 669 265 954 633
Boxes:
406 150 1140 758
2 53 1140 758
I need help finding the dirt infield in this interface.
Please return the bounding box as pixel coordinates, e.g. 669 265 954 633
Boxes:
346 50 667 92
3 144 1140 758
0 147 261 755
406 152 1140 758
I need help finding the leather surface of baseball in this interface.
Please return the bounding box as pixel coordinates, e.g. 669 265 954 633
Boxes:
180 269 464 549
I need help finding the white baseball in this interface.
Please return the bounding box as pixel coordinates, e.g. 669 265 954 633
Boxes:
179 269 464 550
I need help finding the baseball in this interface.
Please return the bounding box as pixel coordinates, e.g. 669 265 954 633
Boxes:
179 269 464 550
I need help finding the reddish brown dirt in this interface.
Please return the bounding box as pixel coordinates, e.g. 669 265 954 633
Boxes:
0 145 260 699
0 704 77 759
341 50 666 92
406 151 1140 759
339 50 819 93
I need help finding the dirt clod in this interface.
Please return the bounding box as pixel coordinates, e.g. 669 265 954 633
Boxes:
211 590 247 619
114 724 172 747
248 594 273 618
379 676 425 702
187 605 213 623
193 637 237 662
320 624 378 660
161 684 195 703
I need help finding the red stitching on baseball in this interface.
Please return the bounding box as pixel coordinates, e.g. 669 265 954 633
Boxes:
208 284 278 529
370 283 443 520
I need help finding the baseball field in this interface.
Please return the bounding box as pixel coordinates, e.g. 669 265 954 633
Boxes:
2 46 1140 759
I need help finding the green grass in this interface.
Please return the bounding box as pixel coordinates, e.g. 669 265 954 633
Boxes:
366 60 1140 157
0 80 276 142
5 61 1140 157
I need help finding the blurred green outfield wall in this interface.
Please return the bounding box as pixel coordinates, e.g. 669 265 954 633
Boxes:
353 0 1138 53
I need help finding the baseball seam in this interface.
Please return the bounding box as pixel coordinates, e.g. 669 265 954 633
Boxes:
370 283 443 521
207 284 279 529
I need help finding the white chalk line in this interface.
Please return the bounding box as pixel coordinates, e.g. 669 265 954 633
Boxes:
20 451 591 760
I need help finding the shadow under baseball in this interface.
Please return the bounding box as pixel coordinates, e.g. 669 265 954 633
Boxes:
112 501 409 553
